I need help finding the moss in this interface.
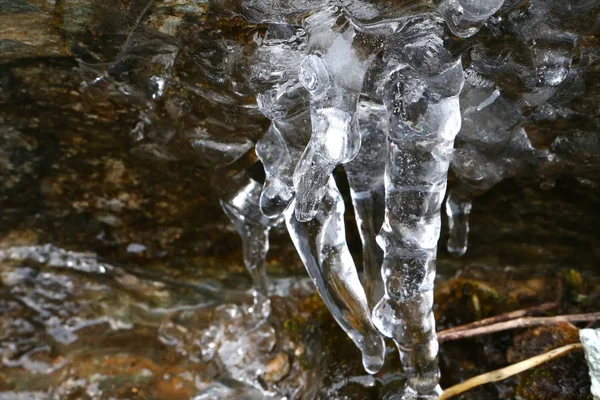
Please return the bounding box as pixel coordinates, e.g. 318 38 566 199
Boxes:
511 324 592 400
435 277 502 328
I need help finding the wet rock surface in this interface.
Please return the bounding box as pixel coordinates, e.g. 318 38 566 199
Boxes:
1 0 600 399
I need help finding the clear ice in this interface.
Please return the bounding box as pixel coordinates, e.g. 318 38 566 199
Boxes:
71 0 600 398
215 2 486 398
371 17 464 398
285 179 385 374
219 171 278 318
345 100 387 308
439 0 505 38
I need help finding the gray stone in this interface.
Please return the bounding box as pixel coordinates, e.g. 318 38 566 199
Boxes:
0 39 29 52
0 0 39 14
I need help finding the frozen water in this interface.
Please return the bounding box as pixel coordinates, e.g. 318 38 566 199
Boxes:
219 172 279 318
345 100 387 308
63 0 600 398
444 69 522 256
371 19 464 397
0 244 111 274
439 0 505 38
213 1 600 397
285 178 385 374
445 191 472 257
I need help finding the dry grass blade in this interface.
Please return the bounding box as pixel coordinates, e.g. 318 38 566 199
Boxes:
438 302 557 335
437 312 600 342
440 343 584 399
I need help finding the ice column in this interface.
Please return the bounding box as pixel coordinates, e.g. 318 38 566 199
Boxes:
372 19 464 398
258 111 387 374
345 100 387 308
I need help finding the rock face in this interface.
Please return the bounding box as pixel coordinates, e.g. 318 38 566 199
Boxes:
1 0 600 399
1 1 599 266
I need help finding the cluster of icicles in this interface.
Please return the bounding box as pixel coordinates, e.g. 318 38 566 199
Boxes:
217 1 598 398
82 0 600 398
222 3 488 398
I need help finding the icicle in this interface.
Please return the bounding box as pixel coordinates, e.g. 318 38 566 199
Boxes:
345 100 387 308
256 113 311 218
285 178 385 374
247 23 311 218
372 18 465 398
220 173 278 318
293 6 384 222
439 0 505 38
445 68 523 257
250 22 386 373
445 190 472 257
255 85 386 376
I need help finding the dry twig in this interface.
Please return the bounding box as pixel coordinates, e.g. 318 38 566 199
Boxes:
438 302 557 335
437 312 600 342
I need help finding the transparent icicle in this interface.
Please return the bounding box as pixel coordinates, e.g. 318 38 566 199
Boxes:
251 23 385 374
294 6 384 222
257 105 386 375
372 19 465 398
445 150 504 257
220 173 277 318
285 178 385 374
248 23 311 218
256 112 311 218
444 189 472 257
345 100 387 308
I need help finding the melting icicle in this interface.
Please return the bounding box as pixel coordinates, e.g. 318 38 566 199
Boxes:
293 6 385 222
372 18 465 398
220 172 278 318
250 21 387 374
446 69 524 256
345 100 387 308
445 190 472 257
285 178 386 374
248 23 311 218
446 148 504 258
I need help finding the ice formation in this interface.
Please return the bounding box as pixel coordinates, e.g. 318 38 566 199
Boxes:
580 329 600 399
219 171 277 318
76 0 600 398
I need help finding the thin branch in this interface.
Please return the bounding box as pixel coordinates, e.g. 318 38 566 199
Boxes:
121 0 155 53
440 343 583 399
439 302 558 335
437 312 600 342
